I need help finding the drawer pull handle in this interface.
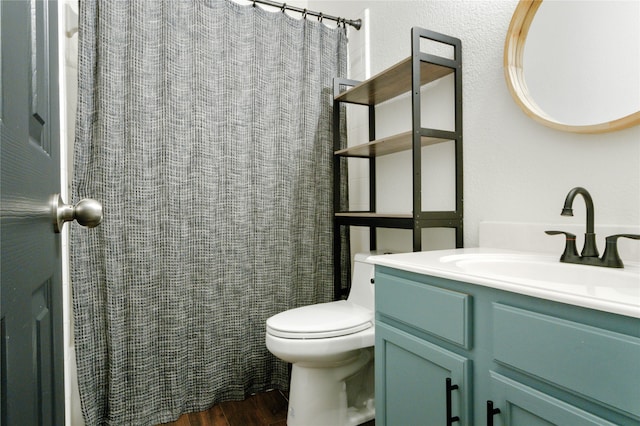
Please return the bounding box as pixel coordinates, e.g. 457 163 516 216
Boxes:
487 400 501 426
446 378 460 425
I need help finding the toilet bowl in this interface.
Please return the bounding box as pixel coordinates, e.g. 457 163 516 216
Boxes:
265 253 376 426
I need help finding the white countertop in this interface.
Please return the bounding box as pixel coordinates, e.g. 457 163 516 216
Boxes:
370 248 640 319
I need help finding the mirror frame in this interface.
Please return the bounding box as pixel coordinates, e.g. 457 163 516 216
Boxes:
504 0 640 134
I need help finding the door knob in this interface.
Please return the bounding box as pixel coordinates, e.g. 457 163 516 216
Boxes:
51 194 103 233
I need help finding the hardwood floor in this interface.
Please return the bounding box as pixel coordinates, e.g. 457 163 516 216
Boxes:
159 390 288 426
159 390 375 426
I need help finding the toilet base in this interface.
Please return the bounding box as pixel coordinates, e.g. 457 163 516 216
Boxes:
345 401 375 426
286 348 374 426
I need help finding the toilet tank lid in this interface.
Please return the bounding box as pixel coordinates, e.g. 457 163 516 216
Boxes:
354 252 373 263
266 300 373 338
355 251 392 263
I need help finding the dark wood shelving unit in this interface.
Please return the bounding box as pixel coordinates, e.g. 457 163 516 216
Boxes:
334 56 455 106
332 27 463 299
334 130 456 158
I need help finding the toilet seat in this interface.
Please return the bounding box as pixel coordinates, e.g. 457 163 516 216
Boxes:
266 301 373 339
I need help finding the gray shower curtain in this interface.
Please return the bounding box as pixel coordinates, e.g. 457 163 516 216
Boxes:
71 1 347 424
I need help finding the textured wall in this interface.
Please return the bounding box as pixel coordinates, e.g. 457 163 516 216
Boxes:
308 0 640 250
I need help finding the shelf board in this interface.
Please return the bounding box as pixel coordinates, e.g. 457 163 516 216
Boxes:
335 212 461 219
335 211 463 229
335 56 454 106
335 212 412 219
335 130 455 158
335 213 414 229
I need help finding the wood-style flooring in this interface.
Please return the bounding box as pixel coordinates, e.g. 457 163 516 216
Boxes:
159 390 375 426
160 390 288 426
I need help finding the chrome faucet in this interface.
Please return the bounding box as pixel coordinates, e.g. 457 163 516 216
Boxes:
546 187 640 268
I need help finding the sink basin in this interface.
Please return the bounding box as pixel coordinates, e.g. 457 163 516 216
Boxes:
370 248 640 318
441 253 640 299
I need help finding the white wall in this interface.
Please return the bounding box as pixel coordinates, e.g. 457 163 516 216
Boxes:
59 1 85 424
308 0 640 254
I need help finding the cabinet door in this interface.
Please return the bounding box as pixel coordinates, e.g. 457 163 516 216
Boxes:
376 322 471 426
493 303 640 419
488 372 619 426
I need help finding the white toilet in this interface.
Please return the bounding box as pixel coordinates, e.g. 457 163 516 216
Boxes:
265 253 376 426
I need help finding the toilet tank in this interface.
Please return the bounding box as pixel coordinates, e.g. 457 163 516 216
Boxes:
346 253 376 310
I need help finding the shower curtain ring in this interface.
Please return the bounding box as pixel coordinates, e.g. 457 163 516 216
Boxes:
318 13 323 22
302 9 307 19
252 0 256 7
281 3 286 12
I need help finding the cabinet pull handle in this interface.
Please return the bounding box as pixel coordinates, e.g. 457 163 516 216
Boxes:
446 378 460 425
487 400 501 426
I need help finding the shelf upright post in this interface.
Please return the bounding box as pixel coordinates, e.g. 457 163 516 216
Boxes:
411 28 423 252
368 104 377 251
453 37 464 248
332 77 361 300
332 77 343 300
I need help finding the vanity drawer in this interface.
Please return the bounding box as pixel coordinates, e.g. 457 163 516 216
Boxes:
493 303 640 418
376 269 471 348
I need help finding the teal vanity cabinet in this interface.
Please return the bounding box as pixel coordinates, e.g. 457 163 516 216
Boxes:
375 268 473 425
375 265 640 426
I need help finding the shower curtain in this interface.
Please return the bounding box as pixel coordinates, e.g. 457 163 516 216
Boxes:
70 1 348 424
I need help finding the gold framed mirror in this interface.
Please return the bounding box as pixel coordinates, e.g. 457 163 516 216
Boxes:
504 0 640 134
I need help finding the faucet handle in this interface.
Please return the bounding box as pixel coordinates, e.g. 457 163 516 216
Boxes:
545 230 579 262
601 234 640 268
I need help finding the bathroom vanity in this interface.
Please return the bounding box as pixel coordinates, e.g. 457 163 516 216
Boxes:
372 249 640 426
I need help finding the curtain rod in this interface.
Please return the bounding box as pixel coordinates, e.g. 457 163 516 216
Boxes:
250 0 362 30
